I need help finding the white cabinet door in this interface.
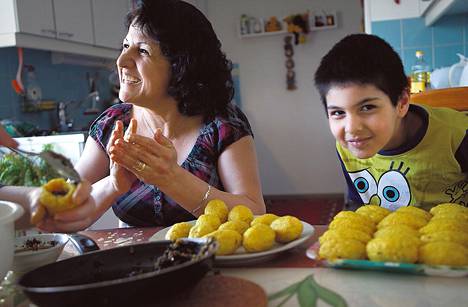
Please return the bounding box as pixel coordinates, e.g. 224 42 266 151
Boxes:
419 0 434 15
53 0 94 44
92 0 129 49
366 0 420 22
15 0 56 38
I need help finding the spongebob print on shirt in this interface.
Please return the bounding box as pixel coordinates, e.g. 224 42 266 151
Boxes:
342 157 468 211
348 161 412 211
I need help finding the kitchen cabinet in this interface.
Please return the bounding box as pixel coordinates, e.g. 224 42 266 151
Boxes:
365 0 468 27
0 0 124 59
92 0 129 49
419 0 434 15
365 0 420 22
422 0 468 26
13 0 56 38
54 0 93 44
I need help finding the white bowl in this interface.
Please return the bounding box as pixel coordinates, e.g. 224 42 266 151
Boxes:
0 201 24 280
13 233 69 275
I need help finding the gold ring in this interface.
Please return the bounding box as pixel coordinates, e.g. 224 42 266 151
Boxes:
133 160 146 172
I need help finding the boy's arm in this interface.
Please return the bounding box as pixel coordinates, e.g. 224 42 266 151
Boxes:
455 129 468 173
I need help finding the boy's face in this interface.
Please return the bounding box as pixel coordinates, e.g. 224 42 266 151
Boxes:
326 83 409 159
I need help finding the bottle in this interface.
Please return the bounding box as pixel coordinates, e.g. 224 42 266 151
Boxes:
410 51 431 94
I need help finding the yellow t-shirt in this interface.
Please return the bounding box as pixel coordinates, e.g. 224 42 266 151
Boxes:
338 104 468 211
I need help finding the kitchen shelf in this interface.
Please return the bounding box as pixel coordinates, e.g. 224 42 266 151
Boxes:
238 11 338 39
239 29 288 39
238 18 288 39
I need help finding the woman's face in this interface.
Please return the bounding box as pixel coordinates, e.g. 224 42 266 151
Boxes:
326 84 409 159
117 25 172 106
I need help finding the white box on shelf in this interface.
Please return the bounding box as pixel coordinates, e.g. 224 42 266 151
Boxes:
238 15 288 39
309 11 338 31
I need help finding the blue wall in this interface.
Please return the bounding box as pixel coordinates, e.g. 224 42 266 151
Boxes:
371 14 468 75
0 47 113 133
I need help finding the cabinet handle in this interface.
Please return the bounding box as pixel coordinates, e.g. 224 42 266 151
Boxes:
41 29 56 35
58 32 74 38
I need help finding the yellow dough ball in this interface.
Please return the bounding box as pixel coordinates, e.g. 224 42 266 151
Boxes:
319 228 372 245
420 230 468 247
203 229 242 255
334 211 376 229
270 216 303 243
228 205 254 225
430 203 468 216
329 217 374 235
218 220 249 235
374 224 420 239
243 224 276 253
319 237 366 260
366 236 418 263
165 222 192 241
196 214 221 230
419 242 468 266
188 223 216 238
419 218 468 235
204 199 229 223
356 205 391 224
251 213 279 226
377 212 427 230
396 206 432 222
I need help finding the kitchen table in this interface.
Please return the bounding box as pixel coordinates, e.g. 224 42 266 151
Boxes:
4 225 468 307
78 225 468 307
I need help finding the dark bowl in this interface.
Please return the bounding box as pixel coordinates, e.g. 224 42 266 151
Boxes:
18 238 217 307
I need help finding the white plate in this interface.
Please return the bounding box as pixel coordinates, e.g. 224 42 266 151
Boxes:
149 220 315 265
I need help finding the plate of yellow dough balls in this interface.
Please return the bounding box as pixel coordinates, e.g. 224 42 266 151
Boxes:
149 199 315 265
308 203 468 277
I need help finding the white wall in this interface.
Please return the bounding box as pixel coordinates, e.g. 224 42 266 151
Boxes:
205 0 363 195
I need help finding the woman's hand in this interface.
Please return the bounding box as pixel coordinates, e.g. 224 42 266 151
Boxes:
31 180 98 232
109 126 180 188
107 119 138 194
0 125 18 148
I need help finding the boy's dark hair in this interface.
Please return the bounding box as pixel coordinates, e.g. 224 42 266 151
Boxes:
314 34 408 108
126 0 233 120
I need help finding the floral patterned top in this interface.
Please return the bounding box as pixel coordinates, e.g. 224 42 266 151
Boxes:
89 102 253 226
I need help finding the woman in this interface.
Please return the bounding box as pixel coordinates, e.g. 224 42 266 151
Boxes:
74 0 265 227
0 125 96 231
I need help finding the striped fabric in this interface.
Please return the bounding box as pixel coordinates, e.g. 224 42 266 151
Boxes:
89 102 253 226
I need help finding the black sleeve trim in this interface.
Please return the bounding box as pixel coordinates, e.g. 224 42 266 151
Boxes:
455 129 468 173
337 150 362 204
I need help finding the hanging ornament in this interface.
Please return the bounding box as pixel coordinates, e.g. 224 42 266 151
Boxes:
284 12 310 45
284 35 296 90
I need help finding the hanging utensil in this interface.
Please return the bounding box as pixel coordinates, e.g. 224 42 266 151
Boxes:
11 48 25 95
7 147 81 183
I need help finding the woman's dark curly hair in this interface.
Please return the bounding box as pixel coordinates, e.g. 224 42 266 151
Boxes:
125 0 233 120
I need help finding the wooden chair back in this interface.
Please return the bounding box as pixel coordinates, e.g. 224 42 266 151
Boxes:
410 87 468 111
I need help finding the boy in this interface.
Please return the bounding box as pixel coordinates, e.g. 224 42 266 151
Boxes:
314 34 467 211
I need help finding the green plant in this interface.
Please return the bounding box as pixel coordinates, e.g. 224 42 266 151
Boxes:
0 144 62 187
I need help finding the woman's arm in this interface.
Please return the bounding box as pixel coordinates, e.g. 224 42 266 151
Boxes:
69 122 137 228
110 130 266 216
75 136 111 184
0 185 38 229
